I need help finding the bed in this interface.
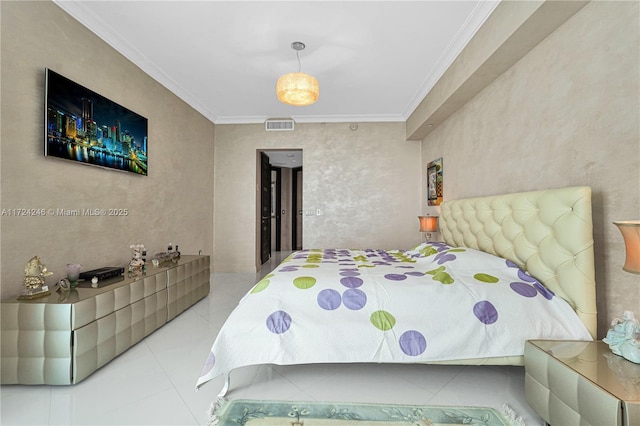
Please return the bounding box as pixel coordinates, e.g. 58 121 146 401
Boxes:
196 186 597 395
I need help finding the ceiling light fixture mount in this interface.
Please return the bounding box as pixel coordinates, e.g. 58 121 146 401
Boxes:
276 41 319 107
291 41 305 51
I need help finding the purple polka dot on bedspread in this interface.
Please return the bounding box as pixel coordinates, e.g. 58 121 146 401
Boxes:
266 310 292 334
517 269 537 283
534 282 555 300
505 259 518 269
342 288 367 310
340 276 364 288
399 330 427 356
384 274 407 281
510 282 538 298
317 289 342 310
473 300 498 324
435 253 456 264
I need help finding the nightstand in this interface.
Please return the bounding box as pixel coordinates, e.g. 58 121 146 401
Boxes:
524 340 640 426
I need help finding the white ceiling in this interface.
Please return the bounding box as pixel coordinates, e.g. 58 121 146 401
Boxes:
53 1 499 125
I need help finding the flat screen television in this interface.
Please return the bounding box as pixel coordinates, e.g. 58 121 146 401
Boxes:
45 69 148 176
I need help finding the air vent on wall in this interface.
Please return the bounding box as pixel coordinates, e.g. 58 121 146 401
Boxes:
265 118 295 131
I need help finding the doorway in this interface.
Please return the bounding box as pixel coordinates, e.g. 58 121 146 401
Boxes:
259 150 303 265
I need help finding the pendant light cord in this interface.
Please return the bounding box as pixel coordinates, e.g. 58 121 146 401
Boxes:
291 41 305 73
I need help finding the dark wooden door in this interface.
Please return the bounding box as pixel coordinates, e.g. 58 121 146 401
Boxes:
260 152 271 264
292 166 303 250
273 167 282 251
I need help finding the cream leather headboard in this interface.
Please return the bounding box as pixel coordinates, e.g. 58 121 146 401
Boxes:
439 186 597 339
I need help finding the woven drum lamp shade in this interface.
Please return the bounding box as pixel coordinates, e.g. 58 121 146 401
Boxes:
276 72 319 106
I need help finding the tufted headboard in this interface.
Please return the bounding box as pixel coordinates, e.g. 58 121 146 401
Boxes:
439 186 597 339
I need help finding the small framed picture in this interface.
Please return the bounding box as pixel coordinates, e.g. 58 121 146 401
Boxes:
427 157 443 206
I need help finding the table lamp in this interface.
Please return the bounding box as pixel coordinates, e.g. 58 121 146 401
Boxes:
613 221 640 274
602 221 640 364
418 215 438 241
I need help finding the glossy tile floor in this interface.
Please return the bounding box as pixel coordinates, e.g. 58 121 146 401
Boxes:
1 252 543 425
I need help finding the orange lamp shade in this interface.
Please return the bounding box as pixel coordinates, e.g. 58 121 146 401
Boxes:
418 216 438 233
614 221 640 274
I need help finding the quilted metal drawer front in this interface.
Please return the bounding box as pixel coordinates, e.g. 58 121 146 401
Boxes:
524 343 551 423
167 265 185 288
549 358 580 408
577 375 621 426
624 401 640 426
143 273 167 297
1 303 73 384
524 342 549 387
73 290 116 329
548 355 621 426
73 320 98 384
114 279 143 308
144 289 167 335
524 372 550 423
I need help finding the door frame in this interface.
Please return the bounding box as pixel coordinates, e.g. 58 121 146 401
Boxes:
292 166 302 250
259 152 271 265
256 150 303 269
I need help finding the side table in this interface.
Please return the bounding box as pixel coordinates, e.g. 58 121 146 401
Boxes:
524 340 639 426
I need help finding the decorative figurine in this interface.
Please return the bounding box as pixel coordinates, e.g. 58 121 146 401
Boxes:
57 278 71 292
19 256 53 300
128 244 146 272
603 310 640 364
152 242 181 264
23 256 53 288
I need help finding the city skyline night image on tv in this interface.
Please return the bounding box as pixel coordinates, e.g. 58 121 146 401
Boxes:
45 69 148 176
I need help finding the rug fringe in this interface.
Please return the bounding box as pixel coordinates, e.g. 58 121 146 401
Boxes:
502 403 526 426
207 396 228 426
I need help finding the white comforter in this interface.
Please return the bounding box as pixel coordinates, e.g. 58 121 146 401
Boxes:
196 243 592 389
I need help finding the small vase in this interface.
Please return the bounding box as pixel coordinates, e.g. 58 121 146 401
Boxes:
65 263 82 288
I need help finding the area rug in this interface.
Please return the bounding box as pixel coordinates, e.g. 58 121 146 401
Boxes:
208 399 525 426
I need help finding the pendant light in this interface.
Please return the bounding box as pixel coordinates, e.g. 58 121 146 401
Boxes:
276 42 319 106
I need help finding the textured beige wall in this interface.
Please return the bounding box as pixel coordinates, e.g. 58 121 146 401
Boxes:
0 1 215 298
420 1 640 338
407 0 588 140
214 122 421 272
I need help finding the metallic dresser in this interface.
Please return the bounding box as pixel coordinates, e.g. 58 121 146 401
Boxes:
525 340 640 426
1 255 209 385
